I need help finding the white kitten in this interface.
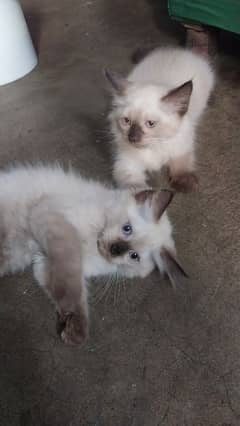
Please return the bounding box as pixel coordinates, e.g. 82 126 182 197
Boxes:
0 164 186 344
105 47 215 192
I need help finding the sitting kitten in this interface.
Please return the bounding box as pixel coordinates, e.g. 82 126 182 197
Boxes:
0 164 187 345
105 47 215 192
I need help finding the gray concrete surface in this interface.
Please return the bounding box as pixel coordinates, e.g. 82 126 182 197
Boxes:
0 1 240 425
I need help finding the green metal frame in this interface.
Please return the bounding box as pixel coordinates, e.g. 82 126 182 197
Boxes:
168 0 240 35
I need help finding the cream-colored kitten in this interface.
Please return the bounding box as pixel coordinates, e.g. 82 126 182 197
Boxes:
0 164 187 345
105 47 215 192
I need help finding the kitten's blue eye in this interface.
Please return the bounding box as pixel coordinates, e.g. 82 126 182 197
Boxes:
129 250 140 261
122 223 132 235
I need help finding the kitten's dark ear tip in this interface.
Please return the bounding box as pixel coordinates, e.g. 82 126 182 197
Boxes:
161 188 175 200
160 188 175 207
186 79 193 91
160 248 189 290
103 68 127 94
134 189 155 204
103 68 117 85
152 189 175 221
103 67 111 80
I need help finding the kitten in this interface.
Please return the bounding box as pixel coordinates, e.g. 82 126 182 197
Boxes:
105 47 215 192
0 164 187 345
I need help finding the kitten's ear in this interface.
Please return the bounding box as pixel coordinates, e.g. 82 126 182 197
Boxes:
154 248 189 289
161 80 193 116
152 189 174 221
134 189 174 221
104 68 129 95
134 189 155 204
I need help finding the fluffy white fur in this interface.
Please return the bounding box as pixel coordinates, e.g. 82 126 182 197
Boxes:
0 164 174 278
0 164 182 344
107 47 215 189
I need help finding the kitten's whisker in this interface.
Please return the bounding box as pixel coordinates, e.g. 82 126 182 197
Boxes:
96 129 113 135
91 275 111 305
108 272 118 307
97 279 114 305
117 272 122 304
105 273 116 305
91 286 104 305
94 285 109 306
123 279 127 303
113 274 118 307
117 273 121 304
104 279 114 305
122 277 130 304
104 285 112 305
114 273 120 306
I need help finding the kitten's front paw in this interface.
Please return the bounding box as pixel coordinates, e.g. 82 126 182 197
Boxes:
58 312 88 345
169 172 198 193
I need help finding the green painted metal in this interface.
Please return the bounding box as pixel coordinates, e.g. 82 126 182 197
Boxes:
168 0 240 35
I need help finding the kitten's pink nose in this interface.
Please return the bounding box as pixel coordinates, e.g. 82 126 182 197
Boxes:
128 134 139 143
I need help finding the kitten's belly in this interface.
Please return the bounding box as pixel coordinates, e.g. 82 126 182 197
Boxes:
0 237 38 276
134 135 191 171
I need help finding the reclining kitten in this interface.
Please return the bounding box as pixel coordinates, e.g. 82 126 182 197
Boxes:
0 164 187 345
105 46 215 192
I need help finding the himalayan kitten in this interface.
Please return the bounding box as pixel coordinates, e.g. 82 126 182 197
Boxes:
0 164 187 345
105 47 215 192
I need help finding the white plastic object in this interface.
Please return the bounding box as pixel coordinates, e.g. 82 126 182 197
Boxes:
0 0 38 86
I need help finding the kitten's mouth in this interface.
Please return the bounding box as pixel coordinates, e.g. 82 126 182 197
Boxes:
126 139 146 149
129 142 144 148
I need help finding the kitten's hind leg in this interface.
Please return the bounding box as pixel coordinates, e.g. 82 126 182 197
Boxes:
31 207 88 345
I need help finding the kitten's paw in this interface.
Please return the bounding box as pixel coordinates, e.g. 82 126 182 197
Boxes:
58 312 88 345
169 172 198 193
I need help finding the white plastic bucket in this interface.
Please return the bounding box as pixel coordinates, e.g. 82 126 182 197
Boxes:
0 0 38 86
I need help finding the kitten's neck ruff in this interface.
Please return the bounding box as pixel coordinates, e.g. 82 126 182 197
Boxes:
83 252 118 278
114 118 194 172
80 233 118 278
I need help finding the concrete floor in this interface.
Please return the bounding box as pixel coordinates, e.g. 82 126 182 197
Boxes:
0 1 240 425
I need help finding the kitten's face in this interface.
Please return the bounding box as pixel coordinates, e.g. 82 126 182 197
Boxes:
97 189 174 278
105 70 192 147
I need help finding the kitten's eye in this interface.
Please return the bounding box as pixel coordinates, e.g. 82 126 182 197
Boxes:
121 117 131 126
129 250 140 261
145 120 156 128
122 223 132 235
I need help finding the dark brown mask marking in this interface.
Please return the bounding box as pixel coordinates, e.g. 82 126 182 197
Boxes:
110 240 130 257
128 123 143 144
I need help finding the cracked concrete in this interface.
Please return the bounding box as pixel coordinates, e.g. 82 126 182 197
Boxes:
0 0 240 425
